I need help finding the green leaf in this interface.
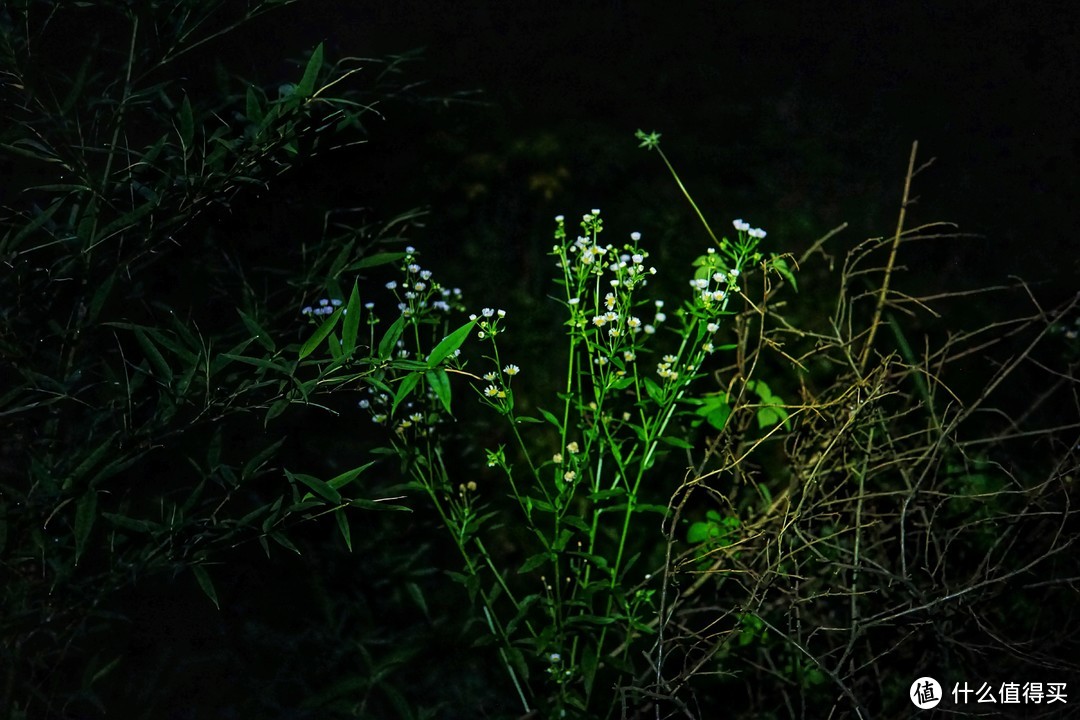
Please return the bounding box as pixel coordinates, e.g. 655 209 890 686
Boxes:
757 407 779 429
643 377 664 404
192 565 220 610
518 552 551 574
426 320 475 367
661 435 693 450
538 407 563 432
350 252 407 270
295 43 324 98
334 508 352 552
238 310 275 352
582 642 599 696
134 328 173 383
299 307 342 359
241 437 287 481
341 280 361 357
285 470 342 504
179 95 194 154
74 490 97 564
687 521 711 544
426 368 452 414
378 315 406 360
406 582 430 620
87 272 115 322
102 512 156 534
326 461 376 490
245 86 263 124
771 255 798 292
391 372 422 416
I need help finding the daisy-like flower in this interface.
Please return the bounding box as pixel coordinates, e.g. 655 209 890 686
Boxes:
420 270 432 280
703 342 715 353
484 371 498 382
483 385 499 397
386 281 397 290
733 219 750 232
663 354 678 364
553 453 563 464
482 308 495 318
330 298 343 307
707 322 720 333
567 441 580 454
627 316 642 329
301 306 313 315
605 293 617 310
410 412 424 422
414 282 426 291
592 315 607 327
712 290 726 302
563 470 576 482
503 364 520 376
749 227 767 239
407 263 421 274
623 350 636 362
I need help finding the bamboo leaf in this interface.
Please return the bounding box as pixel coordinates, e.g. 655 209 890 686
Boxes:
350 252 406 270
334 508 352 552
191 565 220 609
242 437 287 481
326 461 376 490
245 86 263 124
295 43 324 98
299 307 342 359
285 469 342 504
238 309 275 352
74 490 97 564
134 328 173 383
341 280 361 357
378 315 406 360
179 95 194 154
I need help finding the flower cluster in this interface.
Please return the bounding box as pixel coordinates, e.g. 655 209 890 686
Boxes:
357 385 444 437
469 307 507 340
301 297 343 316
732 218 767 239
479 360 521 406
386 247 464 319
656 354 680 381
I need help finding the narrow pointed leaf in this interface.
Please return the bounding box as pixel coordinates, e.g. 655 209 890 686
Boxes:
341 281 361 357
74 490 97 564
334 508 352 552
192 565 220 609
295 43 324 98
426 320 475 367
299 307 342 359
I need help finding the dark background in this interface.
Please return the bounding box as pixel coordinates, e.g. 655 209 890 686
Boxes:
9 2 1078 717
265 0 1078 288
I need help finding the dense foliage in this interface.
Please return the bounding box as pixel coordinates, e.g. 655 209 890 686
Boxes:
2 2 1077 719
